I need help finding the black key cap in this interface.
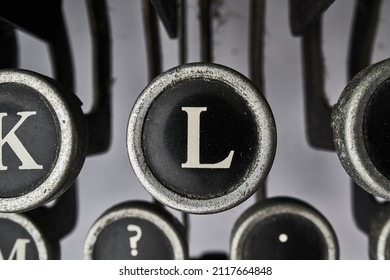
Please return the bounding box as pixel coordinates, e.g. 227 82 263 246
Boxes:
127 63 276 214
0 213 58 259
230 197 339 260
332 58 390 200
0 69 87 212
84 201 187 260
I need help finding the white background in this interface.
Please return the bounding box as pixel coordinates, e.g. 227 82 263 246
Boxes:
15 0 390 259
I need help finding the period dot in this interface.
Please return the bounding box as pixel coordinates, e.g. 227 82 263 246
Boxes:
279 233 288 243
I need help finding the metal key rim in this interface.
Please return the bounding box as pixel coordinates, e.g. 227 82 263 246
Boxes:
230 197 339 260
332 58 390 200
0 212 49 259
127 62 276 214
83 204 186 260
0 69 86 212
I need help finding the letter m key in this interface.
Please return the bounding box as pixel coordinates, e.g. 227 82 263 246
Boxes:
0 239 30 260
0 112 43 170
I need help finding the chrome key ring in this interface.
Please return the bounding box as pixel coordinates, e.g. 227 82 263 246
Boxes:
0 69 87 213
332 58 390 200
127 62 276 214
230 197 339 260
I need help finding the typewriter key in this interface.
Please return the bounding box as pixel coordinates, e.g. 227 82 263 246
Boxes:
0 69 87 212
332 58 390 199
0 213 57 260
127 63 276 214
230 197 338 259
84 201 187 260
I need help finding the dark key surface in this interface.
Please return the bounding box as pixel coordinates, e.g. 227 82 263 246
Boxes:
84 201 187 260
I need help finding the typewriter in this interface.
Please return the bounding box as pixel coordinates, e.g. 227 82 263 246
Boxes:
0 0 389 260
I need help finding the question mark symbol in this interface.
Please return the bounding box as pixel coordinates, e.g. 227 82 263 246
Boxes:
127 225 142 256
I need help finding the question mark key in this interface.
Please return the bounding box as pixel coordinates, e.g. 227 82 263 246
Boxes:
84 201 187 260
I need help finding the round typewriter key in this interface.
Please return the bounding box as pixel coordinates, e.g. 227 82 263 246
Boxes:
84 201 187 260
0 213 54 260
369 207 390 260
332 58 390 199
127 63 276 213
364 78 390 180
0 69 87 212
230 197 339 260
